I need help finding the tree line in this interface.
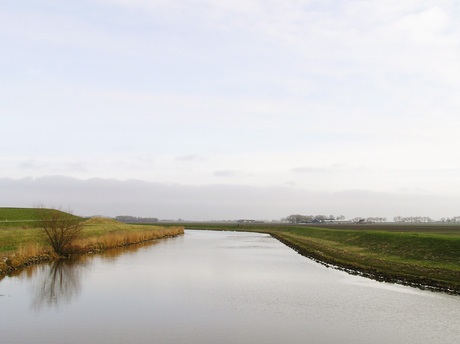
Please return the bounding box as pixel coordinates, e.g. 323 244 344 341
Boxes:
282 214 346 224
351 217 387 223
115 216 159 223
284 214 460 224
393 216 460 223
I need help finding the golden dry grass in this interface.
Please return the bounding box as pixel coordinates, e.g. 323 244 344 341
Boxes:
0 217 184 274
71 225 184 252
16 243 46 257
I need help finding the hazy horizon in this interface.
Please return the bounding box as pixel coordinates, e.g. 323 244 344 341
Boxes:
2 1 460 220
2 176 458 222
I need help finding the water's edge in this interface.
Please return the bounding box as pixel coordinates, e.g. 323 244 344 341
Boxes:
268 232 460 295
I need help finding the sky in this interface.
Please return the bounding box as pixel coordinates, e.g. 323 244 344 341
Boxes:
2 0 460 220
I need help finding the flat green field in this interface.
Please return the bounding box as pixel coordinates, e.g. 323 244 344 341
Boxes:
304 222 460 236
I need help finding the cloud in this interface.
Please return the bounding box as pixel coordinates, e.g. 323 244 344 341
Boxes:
292 164 350 174
1 176 458 221
2 0 460 204
292 166 328 174
213 170 239 177
17 159 48 170
175 154 206 162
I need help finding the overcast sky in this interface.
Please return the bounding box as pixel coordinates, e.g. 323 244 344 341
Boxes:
2 1 460 220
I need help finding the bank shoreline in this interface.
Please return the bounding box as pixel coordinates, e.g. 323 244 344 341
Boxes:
0 217 185 277
268 232 460 295
0 233 183 277
184 225 460 296
2 221 459 295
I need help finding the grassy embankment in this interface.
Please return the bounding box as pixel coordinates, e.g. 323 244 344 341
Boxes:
0 208 184 275
185 223 460 294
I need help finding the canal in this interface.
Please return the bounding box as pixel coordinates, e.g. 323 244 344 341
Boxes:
1 230 459 343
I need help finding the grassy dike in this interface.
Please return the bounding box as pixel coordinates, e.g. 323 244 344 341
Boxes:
0 211 184 275
185 223 460 294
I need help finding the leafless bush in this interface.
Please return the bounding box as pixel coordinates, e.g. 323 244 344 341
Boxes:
35 207 82 255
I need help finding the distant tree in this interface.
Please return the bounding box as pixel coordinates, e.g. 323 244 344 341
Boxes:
394 216 436 223
115 216 158 223
284 214 309 224
304 215 314 223
35 207 82 256
284 214 348 223
315 215 327 221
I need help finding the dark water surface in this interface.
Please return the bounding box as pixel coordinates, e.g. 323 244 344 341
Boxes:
1 230 459 343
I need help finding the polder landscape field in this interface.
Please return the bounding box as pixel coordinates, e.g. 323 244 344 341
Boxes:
184 222 460 294
0 207 184 275
1 207 459 294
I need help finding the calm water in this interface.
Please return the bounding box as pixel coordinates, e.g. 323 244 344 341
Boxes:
1 230 459 344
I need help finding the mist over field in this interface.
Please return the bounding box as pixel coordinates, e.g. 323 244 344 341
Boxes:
1 176 457 221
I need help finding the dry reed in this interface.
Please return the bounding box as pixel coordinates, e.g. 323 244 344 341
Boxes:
0 219 184 275
1 243 54 273
17 243 46 257
70 226 184 253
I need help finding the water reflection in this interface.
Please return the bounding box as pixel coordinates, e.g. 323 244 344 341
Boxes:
95 239 162 261
31 258 88 310
1 231 458 344
30 239 165 310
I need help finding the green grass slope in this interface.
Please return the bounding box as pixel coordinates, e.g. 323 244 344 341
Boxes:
0 207 82 228
0 208 83 252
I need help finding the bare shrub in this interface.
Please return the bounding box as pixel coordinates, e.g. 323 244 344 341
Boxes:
35 207 82 255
